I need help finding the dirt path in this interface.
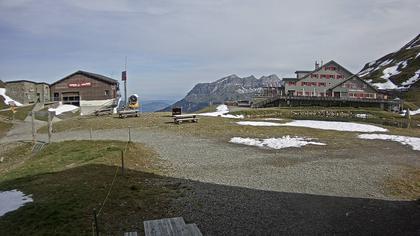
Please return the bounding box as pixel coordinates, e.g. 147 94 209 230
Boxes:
2 123 418 201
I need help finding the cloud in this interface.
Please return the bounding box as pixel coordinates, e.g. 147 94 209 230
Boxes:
0 0 419 100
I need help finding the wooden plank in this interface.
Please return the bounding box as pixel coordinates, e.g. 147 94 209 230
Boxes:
173 114 197 118
124 232 138 236
144 217 188 236
174 118 198 121
184 224 203 236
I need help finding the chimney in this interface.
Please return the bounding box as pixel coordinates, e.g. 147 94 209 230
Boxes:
315 61 319 69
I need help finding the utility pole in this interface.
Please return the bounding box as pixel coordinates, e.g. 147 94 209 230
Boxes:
124 56 127 106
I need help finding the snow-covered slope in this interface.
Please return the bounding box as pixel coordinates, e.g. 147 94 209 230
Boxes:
0 87 23 106
358 33 420 90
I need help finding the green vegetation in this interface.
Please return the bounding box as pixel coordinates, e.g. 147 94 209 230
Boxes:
0 141 183 235
403 87 420 108
0 104 34 121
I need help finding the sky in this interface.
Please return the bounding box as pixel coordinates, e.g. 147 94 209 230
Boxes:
0 0 419 101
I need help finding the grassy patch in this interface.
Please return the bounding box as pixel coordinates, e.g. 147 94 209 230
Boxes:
0 142 33 175
0 120 13 138
386 169 420 200
38 110 420 142
0 104 34 121
1 140 162 182
0 141 182 235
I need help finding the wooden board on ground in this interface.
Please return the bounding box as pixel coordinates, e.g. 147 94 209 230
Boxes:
118 110 140 118
173 114 199 124
144 217 202 236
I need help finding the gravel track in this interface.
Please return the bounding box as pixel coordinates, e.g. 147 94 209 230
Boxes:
2 122 419 201
2 121 420 234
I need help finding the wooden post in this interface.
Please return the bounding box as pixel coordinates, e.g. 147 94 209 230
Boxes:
93 209 99 236
90 128 93 140
121 150 125 176
31 111 36 144
128 126 131 143
47 111 53 143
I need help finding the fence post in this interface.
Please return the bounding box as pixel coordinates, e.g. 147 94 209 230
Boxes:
93 209 99 236
47 111 53 143
121 150 125 176
31 111 36 145
90 128 93 140
128 126 131 143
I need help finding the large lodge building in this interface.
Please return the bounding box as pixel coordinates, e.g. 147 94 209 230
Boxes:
255 60 401 111
283 60 385 99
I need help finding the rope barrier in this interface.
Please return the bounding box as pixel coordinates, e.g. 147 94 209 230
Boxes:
91 141 131 235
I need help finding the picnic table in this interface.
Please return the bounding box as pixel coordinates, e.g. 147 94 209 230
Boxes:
173 114 199 124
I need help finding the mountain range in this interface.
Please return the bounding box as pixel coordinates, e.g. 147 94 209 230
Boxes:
161 74 282 112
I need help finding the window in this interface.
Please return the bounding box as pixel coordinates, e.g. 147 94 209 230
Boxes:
337 75 343 79
318 82 326 87
105 90 110 96
320 74 327 78
288 82 296 86
311 74 318 78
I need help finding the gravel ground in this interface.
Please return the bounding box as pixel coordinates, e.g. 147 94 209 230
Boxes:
2 121 419 200
2 121 420 234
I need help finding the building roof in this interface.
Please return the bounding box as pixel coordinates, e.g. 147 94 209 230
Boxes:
282 77 299 81
292 60 355 83
295 70 312 73
6 80 49 85
51 70 118 86
327 74 379 92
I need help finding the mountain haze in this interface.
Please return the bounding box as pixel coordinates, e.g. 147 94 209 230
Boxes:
162 74 282 112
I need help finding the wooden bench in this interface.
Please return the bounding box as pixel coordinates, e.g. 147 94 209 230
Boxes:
143 217 202 236
173 114 199 124
118 110 140 118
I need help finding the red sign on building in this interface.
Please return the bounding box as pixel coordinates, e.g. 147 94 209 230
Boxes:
68 82 92 88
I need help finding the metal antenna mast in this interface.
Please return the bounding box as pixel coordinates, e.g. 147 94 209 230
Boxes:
124 56 127 106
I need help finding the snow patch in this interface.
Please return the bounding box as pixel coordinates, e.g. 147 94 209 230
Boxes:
0 190 33 217
261 118 283 121
237 120 388 132
278 120 388 132
372 79 398 90
401 69 420 87
381 65 400 80
235 87 261 94
199 105 244 119
48 103 79 115
237 121 282 126
401 108 420 116
355 114 368 119
358 134 420 151
0 88 23 106
379 59 393 67
230 136 326 149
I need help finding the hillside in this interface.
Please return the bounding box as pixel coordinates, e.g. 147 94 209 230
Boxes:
141 100 173 112
162 74 282 112
358 34 420 91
